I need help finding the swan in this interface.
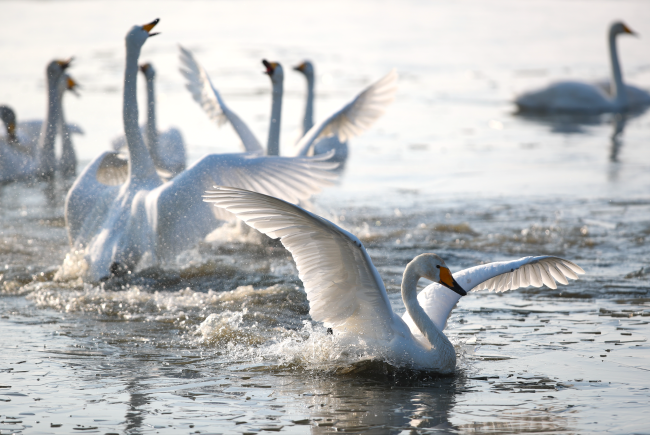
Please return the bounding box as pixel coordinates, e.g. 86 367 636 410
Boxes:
64 20 340 282
0 59 71 183
293 61 347 162
203 186 585 372
515 22 650 114
179 47 397 158
111 62 186 178
14 74 83 170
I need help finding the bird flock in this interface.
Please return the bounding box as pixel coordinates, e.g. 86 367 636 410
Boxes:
7 17 650 371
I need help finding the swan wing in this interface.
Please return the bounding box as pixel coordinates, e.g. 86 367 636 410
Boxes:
404 256 585 333
65 151 123 247
294 69 398 156
179 46 264 154
203 186 399 338
149 153 339 261
461 256 585 292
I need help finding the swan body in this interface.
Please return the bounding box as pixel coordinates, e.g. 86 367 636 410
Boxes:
65 20 339 282
516 22 649 114
0 60 71 183
179 47 397 158
203 186 584 372
111 62 187 178
293 61 347 162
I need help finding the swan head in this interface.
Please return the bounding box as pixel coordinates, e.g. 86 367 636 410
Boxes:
262 60 284 84
0 105 17 142
126 18 160 50
293 60 314 78
140 62 156 80
46 58 72 87
610 21 637 37
409 253 467 296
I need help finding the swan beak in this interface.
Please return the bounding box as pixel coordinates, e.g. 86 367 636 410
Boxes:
56 58 73 70
140 63 150 73
262 59 278 75
440 267 467 296
623 24 637 36
294 62 307 72
142 18 160 36
67 76 80 96
7 121 16 139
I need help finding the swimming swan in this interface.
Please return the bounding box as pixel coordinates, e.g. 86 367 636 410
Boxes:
515 22 650 114
179 47 397 158
203 186 585 372
111 62 186 177
0 59 72 183
64 20 339 282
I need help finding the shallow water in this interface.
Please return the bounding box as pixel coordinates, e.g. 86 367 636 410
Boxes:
2 0 650 433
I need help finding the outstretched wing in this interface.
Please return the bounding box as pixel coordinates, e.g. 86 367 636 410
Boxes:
203 186 400 340
294 69 398 157
179 46 264 154
148 153 339 262
403 256 585 333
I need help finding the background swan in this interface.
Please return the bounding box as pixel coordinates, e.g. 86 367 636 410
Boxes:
65 20 340 282
515 21 650 114
293 61 348 162
0 60 71 183
179 47 398 159
204 186 584 372
112 62 186 178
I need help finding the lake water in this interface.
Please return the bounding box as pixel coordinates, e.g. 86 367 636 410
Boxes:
1 1 650 434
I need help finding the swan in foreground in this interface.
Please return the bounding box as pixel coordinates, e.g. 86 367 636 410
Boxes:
515 22 650 114
204 186 585 372
179 47 397 158
293 61 347 162
65 20 339 282
0 60 71 183
112 62 186 177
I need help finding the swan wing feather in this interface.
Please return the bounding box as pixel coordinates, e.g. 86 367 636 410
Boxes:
294 69 398 156
203 186 398 338
149 153 339 261
179 46 264 154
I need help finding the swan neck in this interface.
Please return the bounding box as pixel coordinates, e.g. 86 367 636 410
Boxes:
57 87 76 176
39 73 61 180
144 73 163 167
609 30 626 108
124 42 158 182
401 263 454 353
302 73 315 135
267 78 283 156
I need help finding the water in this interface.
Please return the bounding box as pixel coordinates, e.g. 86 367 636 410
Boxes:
2 0 650 433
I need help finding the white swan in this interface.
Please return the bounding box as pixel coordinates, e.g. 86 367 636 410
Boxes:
515 22 650 114
203 186 585 372
293 61 347 162
111 62 186 177
179 47 397 158
0 59 71 183
64 20 339 282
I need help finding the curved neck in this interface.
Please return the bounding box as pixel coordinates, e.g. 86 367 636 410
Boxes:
401 264 454 353
124 43 158 182
267 79 283 156
38 75 61 180
609 31 627 108
302 73 315 135
144 74 163 168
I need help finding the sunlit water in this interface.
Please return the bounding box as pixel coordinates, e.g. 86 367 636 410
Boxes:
2 1 650 434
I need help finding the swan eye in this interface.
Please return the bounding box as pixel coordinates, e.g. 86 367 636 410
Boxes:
436 265 440 269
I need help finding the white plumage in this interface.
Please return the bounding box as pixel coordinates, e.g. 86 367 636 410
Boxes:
204 186 585 372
